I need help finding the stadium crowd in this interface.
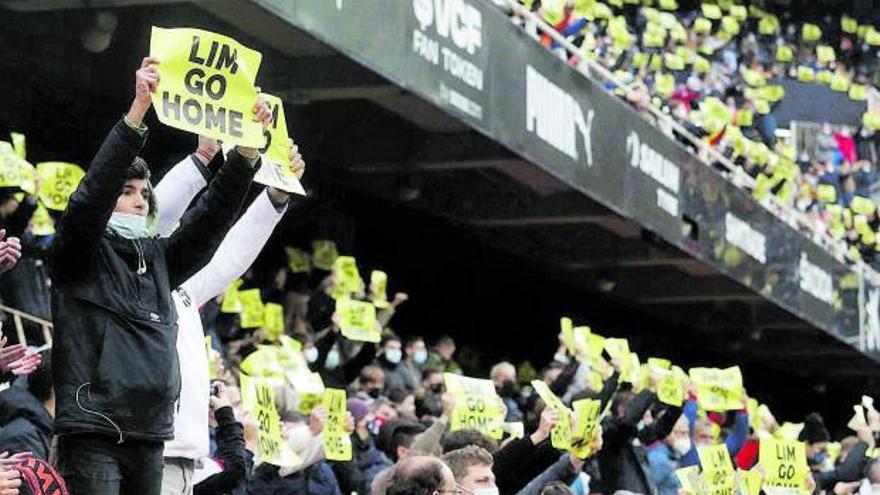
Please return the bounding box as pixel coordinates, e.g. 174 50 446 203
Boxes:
500 0 880 265
0 4 879 495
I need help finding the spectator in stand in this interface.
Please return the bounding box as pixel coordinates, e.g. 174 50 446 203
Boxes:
490 361 523 422
355 365 386 404
375 334 418 393
50 57 267 495
0 350 53 460
384 456 456 495
647 416 691 495
403 335 429 384
426 335 462 375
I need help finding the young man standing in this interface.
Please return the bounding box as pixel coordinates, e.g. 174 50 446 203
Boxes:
50 56 271 495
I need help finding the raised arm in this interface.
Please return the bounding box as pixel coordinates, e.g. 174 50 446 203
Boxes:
52 58 157 281
154 152 212 238
163 98 273 289
182 140 304 304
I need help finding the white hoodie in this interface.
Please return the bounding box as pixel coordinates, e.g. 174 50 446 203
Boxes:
156 156 288 460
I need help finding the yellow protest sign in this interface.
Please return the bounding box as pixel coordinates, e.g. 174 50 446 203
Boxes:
253 93 305 196
336 298 379 343
738 469 763 495
322 388 353 461
842 16 858 34
796 66 815 82
532 380 572 450
332 255 362 298
648 357 672 369
695 56 711 74
802 23 822 42
31 202 55 236
504 422 525 439
849 84 868 101
693 17 713 35
312 240 339 271
721 16 739 35
285 247 311 273
657 370 685 407
699 444 736 495
864 113 880 131
758 15 779 35
0 143 36 195
759 438 808 494
445 373 504 440
677 466 710 495
736 109 754 127
851 196 875 214
221 279 244 313
242 375 301 467
36 162 85 211
729 5 747 20
701 3 722 19
149 27 263 147
205 335 219 380
817 184 837 203
689 366 743 411
816 45 836 64
240 346 284 378
830 74 850 92
560 317 575 355
570 398 602 458
776 45 793 63
370 270 390 309
238 288 264 329
10 133 25 160
262 302 284 341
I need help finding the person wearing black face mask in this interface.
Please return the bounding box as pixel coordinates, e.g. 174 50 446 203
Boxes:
356 365 386 404
416 369 444 418
490 361 523 422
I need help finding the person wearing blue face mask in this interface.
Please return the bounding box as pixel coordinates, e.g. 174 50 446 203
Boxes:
50 56 269 495
375 334 419 394
404 335 429 384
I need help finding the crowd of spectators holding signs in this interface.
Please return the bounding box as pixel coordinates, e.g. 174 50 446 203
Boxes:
496 0 880 267
0 13 879 495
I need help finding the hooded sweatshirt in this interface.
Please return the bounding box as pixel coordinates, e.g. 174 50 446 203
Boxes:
0 386 53 460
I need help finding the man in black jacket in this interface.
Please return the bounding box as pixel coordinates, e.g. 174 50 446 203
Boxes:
50 56 270 495
0 350 53 460
597 388 682 495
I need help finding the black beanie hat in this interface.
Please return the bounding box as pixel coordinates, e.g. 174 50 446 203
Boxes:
798 412 831 444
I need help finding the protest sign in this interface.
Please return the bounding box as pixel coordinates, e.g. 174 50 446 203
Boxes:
445 373 504 439
689 366 744 411
312 240 339 270
241 93 306 196
698 444 736 495
221 279 244 313
238 288 264 329
370 270 390 309
150 27 263 147
322 388 353 461
36 162 85 211
532 380 573 450
241 375 301 467
336 298 379 343
759 438 808 494
285 247 311 274
570 398 601 458
262 302 284 340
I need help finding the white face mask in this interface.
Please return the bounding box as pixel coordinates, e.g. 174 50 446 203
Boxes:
385 348 402 364
305 347 319 363
106 212 149 239
325 350 341 370
469 488 499 495
672 437 692 456
413 350 428 365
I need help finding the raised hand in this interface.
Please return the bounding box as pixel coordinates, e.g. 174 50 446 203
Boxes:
128 56 160 125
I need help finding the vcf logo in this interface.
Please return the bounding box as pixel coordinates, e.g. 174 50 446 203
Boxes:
412 0 482 55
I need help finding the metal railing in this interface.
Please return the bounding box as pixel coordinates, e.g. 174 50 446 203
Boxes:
0 304 52 346
494 0 880 283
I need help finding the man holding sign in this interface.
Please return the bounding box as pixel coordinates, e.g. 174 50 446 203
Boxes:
51 54 271 495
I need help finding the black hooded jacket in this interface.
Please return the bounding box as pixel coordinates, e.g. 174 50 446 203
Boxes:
0 386 52 459
49 119 257 442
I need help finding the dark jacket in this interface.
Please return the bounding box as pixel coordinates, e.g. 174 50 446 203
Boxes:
493 436 560 494
50 119 256 442
0 386 52 460
376 357 418 393
331 432 392 495
597 391 682 495
195 406 247 495
249 462 343 495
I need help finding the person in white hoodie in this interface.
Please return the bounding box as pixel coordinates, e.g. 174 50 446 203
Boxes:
155 135 305 495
